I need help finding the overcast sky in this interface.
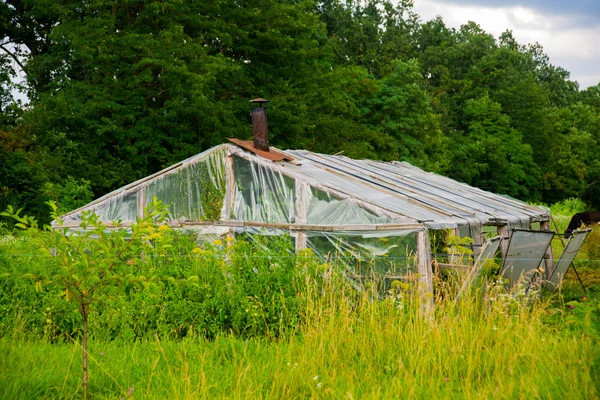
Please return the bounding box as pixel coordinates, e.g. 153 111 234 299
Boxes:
412 0 600 89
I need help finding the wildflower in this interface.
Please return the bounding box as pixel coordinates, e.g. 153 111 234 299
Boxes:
225 237 235 243
567 304 575 309
191 247 208 255
582 296 588 301
313 375 319 381
147 232 163 241
212 239 223 246
157 224 171 233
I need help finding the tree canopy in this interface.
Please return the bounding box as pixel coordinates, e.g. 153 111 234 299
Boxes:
1 0 599 220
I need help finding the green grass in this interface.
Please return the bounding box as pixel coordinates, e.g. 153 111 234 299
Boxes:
1 201 600 399
1 287 599 400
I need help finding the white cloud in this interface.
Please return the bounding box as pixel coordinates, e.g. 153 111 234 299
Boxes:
412 0 600 88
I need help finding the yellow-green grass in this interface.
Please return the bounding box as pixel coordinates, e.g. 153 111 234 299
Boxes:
1 289 598 400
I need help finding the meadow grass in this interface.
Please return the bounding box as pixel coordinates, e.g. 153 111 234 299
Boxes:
1 282 598 400
1 200 599 399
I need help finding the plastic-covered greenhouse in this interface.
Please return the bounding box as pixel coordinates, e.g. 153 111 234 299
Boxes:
58 138 562 300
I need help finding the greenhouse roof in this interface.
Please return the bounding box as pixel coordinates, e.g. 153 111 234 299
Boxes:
59 143 549 233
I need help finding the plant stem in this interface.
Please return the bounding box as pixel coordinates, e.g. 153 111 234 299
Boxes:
81 303 88 400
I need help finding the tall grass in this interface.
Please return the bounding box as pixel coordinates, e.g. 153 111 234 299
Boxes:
1 205 599 399
1 273 598 399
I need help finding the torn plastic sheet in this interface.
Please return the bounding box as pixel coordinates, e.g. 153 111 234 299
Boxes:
229 147 416 224
58 146 227 225
306 186 393 225
232 155 296 223
225 227 419 276
305 229 419 276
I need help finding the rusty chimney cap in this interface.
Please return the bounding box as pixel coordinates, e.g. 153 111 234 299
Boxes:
250 98 269 108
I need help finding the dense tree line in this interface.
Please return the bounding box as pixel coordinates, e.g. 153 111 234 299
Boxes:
1 0 599 221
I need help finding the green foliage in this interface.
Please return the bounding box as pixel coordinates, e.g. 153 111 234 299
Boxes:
550 197 588 217
43 176 94 215
3 0 600 217
449 94 540 198
0 215 326 341
0 269 599 399
581 226 600 264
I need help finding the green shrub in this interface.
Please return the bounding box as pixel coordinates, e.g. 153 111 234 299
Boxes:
550 197 588 217
0 224 326 341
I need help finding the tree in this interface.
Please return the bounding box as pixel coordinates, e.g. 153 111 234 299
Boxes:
366 59 448 171
2 198 171 398
449 95 540 199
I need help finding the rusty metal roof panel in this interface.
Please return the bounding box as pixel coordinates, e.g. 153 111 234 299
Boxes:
227 138 294 162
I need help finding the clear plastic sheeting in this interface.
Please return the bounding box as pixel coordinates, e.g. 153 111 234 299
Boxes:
144 149 226 221
306 229 419 277
547 229 590 290
232 155 296 223
306 187 392 225
58 146 227 225
57 142 553 282
286 150 545 237
62 189 139 224
501 229 554 288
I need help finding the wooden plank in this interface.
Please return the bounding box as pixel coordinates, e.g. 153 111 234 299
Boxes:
136 189 145 219
497 225 509 260
436 263 472 270
416 229 433 314
227 138 294 162
221 154 235 220
56 219 425 232
295 181 308 251
541 220 555 279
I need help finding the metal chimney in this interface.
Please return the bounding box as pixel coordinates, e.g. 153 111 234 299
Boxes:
250 98 270 152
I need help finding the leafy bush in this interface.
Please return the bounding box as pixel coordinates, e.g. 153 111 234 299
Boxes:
0 220 325 342
43 176 94 215
550 197 588 217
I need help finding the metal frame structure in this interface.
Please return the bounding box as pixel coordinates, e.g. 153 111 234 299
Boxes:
57 142 554 305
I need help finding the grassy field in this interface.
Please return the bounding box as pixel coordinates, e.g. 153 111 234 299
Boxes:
1 200 599 399
1 281 599 399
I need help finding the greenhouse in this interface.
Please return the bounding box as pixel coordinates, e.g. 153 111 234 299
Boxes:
58 101 588 302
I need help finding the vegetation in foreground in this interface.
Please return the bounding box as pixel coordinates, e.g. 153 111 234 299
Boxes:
0 199 598 399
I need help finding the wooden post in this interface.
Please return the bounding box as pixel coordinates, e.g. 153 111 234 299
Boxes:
541 220 554 280
136 188 146 219
497 225 509 260
416 229 433 313
221 154 235 220
295 181 308 251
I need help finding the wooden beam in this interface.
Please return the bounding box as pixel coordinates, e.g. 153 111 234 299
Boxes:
55 219 424 232
221 154 235 220
136 189 145 219
541 220 555 279
295 181 308 251
416 229 433 314
497 225 509 260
